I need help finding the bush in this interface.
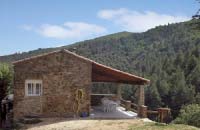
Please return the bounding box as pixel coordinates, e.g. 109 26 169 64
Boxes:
173 104 200 128
188 112 200 128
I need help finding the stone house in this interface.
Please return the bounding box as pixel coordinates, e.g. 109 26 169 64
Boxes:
13 49 149 119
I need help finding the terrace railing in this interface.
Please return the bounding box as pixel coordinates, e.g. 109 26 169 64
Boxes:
120 98 171 123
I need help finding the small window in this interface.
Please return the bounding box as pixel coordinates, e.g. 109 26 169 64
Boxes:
27 83 32 95
35 83 41 95
25 80 42 96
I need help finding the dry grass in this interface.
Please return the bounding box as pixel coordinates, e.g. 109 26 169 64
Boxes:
19 118 199 130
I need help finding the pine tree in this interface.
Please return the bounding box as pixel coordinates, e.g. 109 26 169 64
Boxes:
169 67 195 117
145 80 162 110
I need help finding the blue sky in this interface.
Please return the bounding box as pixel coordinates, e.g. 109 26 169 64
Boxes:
0 0 198 56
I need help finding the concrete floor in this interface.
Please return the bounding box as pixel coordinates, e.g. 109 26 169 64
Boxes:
90 106 137 119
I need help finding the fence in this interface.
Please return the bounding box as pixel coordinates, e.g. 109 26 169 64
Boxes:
120 98 171 123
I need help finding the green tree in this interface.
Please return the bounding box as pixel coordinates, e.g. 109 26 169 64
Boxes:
174 51 184 68
156 79 170 106
169 67 195 117
187 63 200 93
145 80 162 110
0 63 13 103
195 93 200 104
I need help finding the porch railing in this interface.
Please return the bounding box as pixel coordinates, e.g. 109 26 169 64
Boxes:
120 98 171 123
120 99 138 113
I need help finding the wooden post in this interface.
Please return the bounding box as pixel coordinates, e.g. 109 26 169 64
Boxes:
157 108 171 123
138 105 147 118
125 100 131 111
117 83 122 100
137 85 145 117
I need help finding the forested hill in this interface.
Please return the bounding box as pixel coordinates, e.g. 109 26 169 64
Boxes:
1 19 200 118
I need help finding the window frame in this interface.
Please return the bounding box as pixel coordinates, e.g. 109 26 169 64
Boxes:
25 80 43 96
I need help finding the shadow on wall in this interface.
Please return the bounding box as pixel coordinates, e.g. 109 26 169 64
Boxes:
0 94 13 129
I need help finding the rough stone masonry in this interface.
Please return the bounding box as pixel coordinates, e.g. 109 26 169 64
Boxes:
13 50 92 119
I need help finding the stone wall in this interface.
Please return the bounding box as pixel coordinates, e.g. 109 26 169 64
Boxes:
13 51 92 119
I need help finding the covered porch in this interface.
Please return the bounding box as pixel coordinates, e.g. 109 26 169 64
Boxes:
90 61 150 118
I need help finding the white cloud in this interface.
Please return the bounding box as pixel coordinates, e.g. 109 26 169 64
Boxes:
98 8 190 32
21 22 107 40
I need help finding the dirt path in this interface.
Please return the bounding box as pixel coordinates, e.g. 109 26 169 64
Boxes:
22 118 145 130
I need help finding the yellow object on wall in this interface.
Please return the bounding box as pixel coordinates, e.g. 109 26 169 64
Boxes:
73 88 84 116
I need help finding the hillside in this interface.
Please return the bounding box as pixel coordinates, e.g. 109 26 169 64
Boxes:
1 19 200 119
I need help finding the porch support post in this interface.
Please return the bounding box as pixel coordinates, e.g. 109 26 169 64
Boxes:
117 83 122 100
138 85 144 106
137 85 147 118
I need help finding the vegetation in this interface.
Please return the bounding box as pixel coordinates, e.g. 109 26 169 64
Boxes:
173 104 200 128
0 63 13 103
0 63 13 124
129 122 199 130
1 19 200 123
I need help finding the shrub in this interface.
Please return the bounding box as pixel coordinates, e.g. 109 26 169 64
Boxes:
188 112 200 127
173 104 200 128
